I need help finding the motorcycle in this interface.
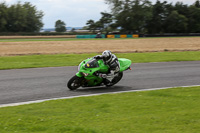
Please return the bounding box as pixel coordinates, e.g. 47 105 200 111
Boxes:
67 57 132 90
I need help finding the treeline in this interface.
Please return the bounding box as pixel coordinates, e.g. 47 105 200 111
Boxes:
86 0 200 34
1 0 200 34
0 2 43 32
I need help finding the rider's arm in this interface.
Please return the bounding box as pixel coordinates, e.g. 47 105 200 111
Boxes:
93 55 103 60
112 54 118 61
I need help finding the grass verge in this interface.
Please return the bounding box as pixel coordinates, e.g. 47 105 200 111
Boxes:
0 86 200 133
0 38 80 42
0 38 130 42
0 36 200 42
0 51 200 70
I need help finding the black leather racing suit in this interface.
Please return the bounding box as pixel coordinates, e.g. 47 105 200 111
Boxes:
94 54 120 82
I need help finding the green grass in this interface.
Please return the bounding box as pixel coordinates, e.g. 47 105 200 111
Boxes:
0 38 127 42
0 86 200 133
0 51 200 70
0 37 143 42
0 36 200 42
0 38 83 42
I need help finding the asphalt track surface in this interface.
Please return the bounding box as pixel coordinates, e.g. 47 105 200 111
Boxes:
0 61 200 105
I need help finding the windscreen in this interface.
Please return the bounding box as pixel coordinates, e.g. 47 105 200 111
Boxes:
85 59 99 68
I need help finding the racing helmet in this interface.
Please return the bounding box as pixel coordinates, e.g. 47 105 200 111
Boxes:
102 50 112 64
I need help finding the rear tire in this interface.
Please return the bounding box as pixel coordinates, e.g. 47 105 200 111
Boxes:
106 72 123 87
67 75 82 90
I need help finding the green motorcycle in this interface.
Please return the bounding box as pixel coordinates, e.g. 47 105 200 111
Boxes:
67 57 132 90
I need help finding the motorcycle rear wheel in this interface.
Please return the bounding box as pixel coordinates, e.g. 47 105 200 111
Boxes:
67 75 82 90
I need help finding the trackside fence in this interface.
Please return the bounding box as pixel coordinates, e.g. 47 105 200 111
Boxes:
76 34 139 38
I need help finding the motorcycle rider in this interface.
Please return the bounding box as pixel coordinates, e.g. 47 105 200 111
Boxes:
94 50 120 83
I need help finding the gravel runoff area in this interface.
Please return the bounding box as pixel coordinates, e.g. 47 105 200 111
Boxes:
0 37 200 56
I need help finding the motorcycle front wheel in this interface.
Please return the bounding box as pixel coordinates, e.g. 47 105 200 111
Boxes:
67 75 82 90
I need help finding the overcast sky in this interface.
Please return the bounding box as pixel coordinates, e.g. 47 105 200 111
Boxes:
1 0 197 28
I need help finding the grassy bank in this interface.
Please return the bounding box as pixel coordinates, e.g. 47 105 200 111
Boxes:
0 36 200 42
0 38 126 42
0 51 200 70
0 86 200 132
0 38 79 42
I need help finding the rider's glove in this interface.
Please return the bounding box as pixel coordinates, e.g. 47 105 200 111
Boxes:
94 55 102 60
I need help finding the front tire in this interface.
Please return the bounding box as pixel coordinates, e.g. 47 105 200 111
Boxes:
67 75 82 90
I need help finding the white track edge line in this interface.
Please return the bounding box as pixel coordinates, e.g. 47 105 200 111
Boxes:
1 85 200 108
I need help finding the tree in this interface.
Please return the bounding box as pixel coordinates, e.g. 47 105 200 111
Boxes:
99 12 113 33
147 0 172 33
187 4 200 32
71 28 76 32
194 0 200 8
164 11 188 33
86 12 113 33
0 1 44 32
105 0 152 33
174 1 189 16
22 2 44 32
104 0 200 34
55 20 66 32
86 19 97 33
0 2 8 32
7 2 29 32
